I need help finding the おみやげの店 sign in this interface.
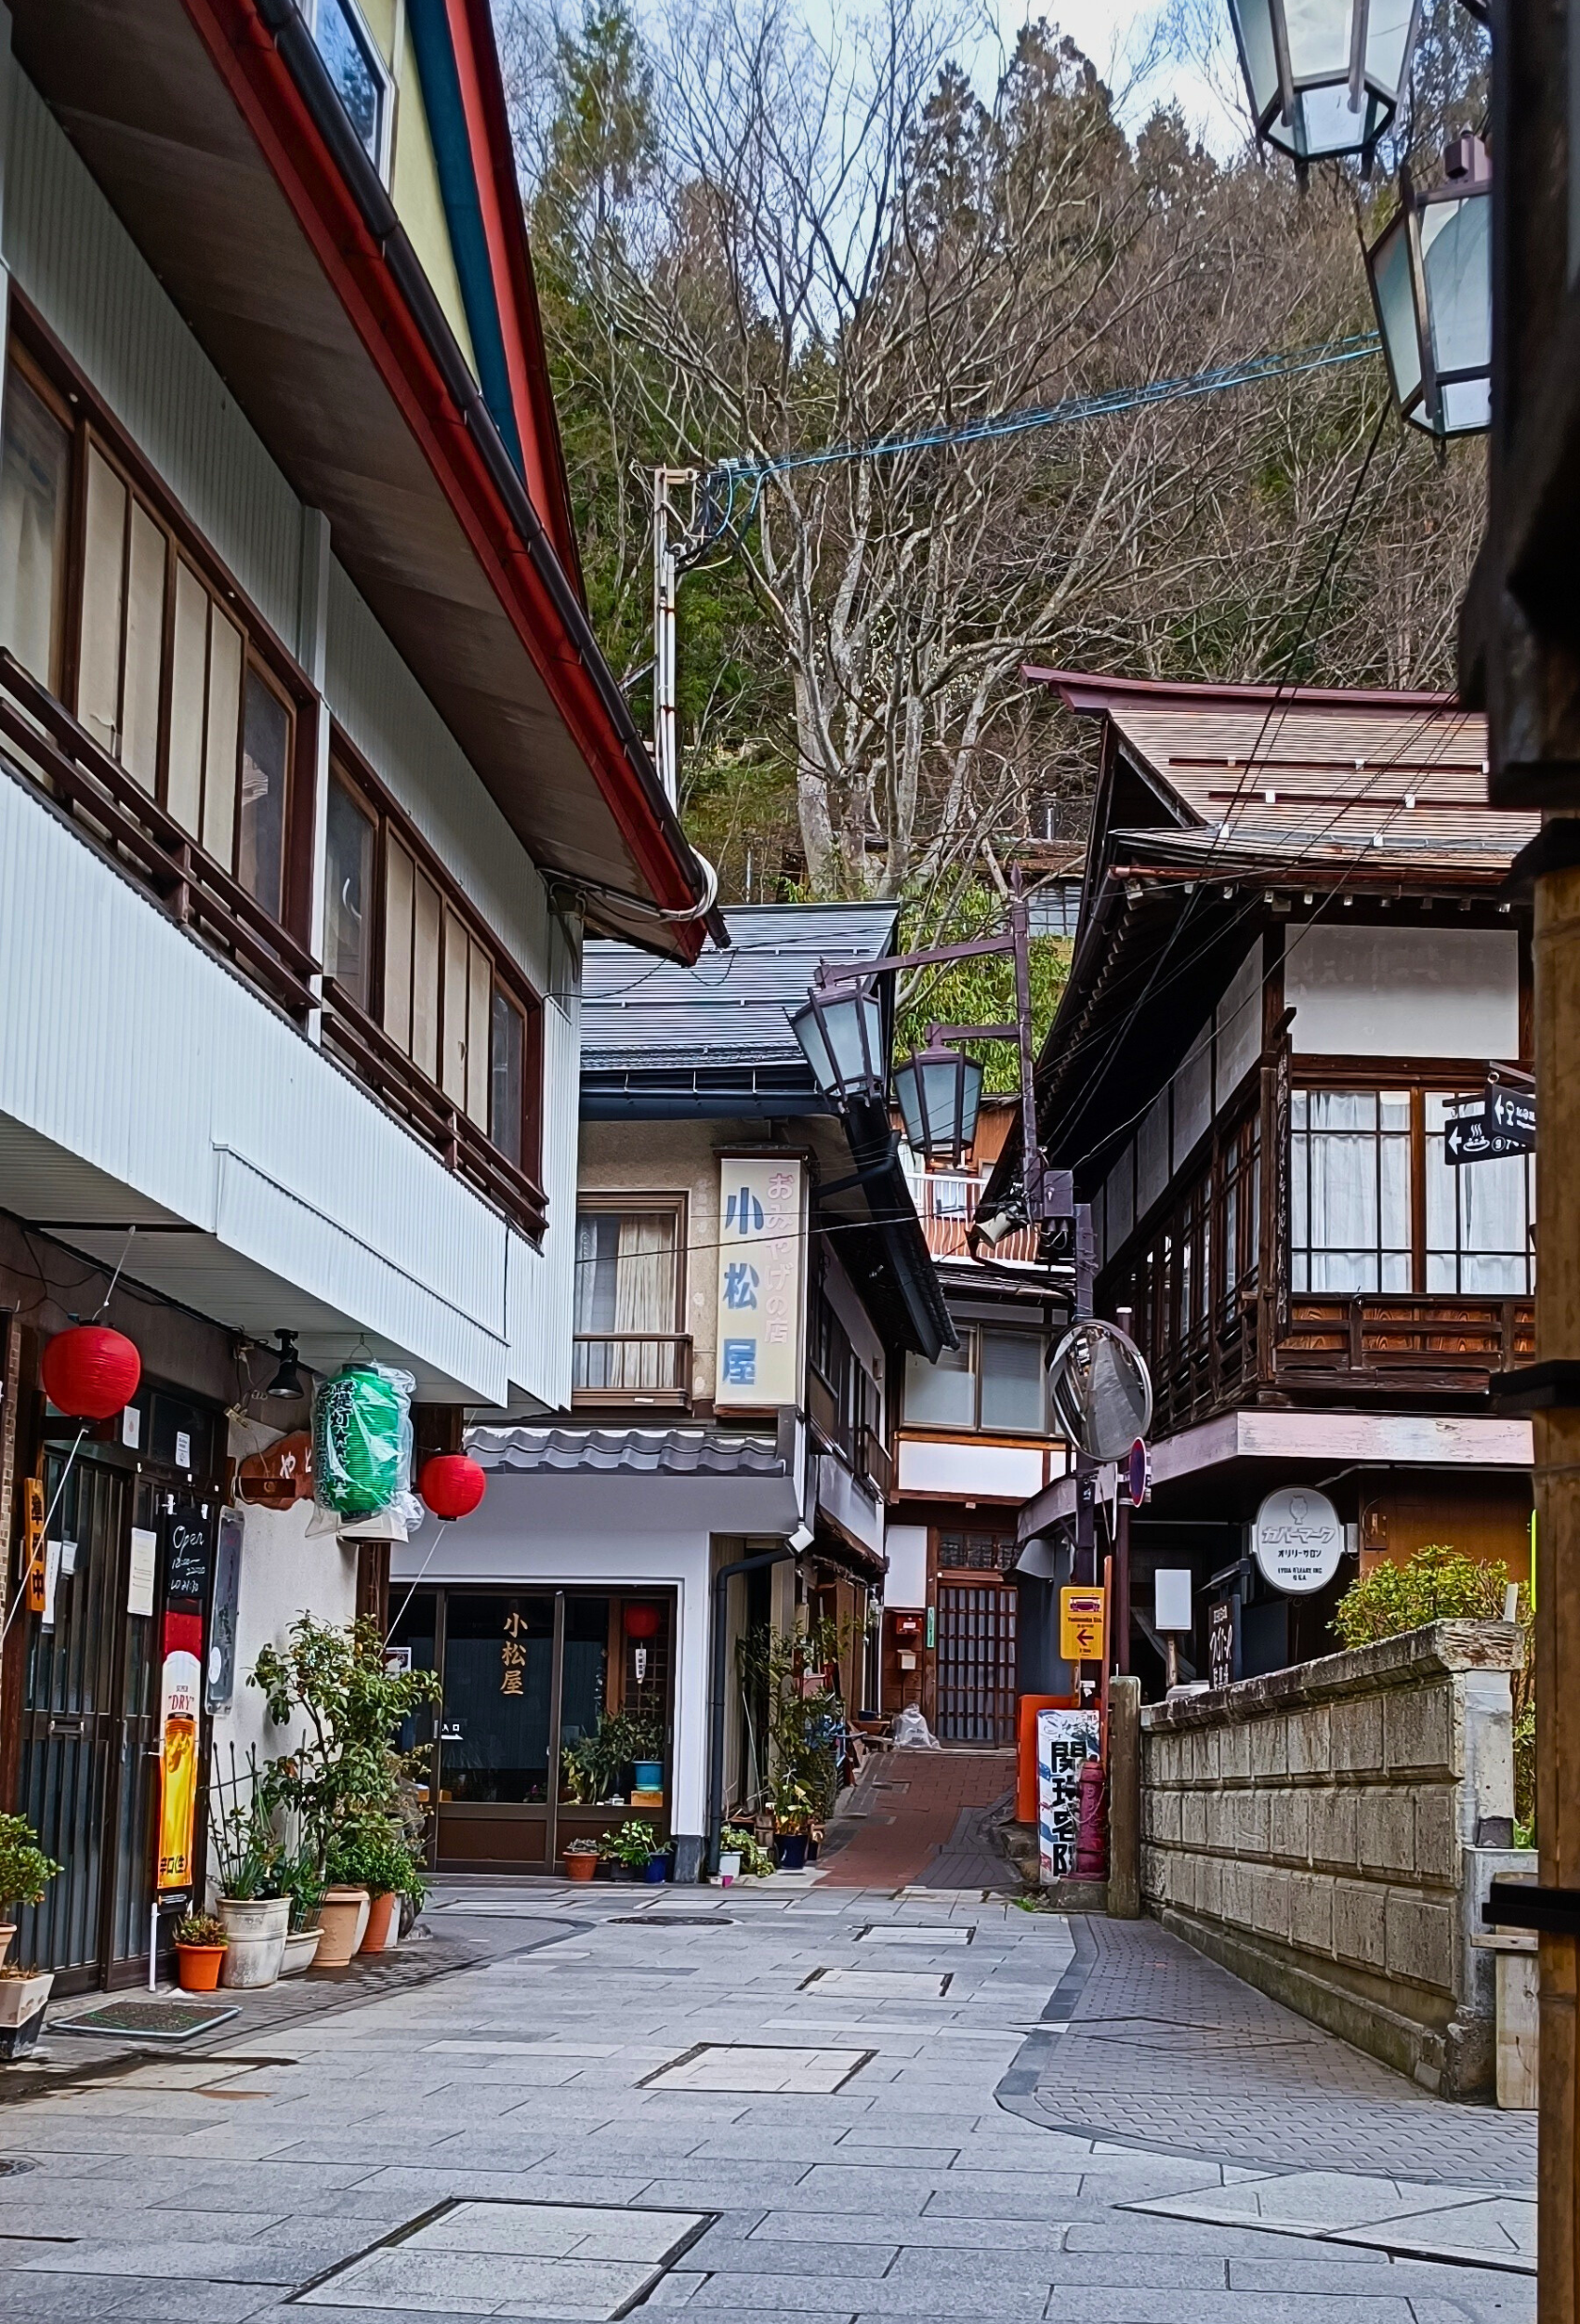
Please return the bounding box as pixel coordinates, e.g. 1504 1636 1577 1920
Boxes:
714 1156 806 1408
1253 1486 1344 1595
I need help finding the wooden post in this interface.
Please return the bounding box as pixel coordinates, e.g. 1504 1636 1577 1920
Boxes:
1106 1675 1141 1920
1534 866 1580 2318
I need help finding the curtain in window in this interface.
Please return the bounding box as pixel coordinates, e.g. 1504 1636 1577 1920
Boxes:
1292 1090 1411 1293
613 1214 678 1389
1424 1093 1534 1293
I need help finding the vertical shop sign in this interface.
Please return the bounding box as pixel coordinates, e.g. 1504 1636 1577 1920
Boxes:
501 1608 527 1697
205 1510 244 1713
715 1156 806 1407
157 1499 213 1893
1035 1707 1099 1882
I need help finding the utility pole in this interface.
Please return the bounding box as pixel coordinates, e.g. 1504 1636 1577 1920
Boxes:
651 469 693 809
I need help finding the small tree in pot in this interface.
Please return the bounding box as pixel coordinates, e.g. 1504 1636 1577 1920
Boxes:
0 1816 61 2059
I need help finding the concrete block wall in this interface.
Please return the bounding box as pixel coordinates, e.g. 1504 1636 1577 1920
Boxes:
1139 1620 1530 2098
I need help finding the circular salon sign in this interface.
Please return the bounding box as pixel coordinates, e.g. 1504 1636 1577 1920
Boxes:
1253 1486 1344 1596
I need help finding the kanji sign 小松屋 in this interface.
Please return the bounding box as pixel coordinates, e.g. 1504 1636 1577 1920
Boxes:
714 1156 806 1407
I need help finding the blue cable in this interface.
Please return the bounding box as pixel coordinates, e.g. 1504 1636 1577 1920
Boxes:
693 333 1382 547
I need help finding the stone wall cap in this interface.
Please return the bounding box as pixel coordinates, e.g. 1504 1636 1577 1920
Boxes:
1140 1619 1522 1731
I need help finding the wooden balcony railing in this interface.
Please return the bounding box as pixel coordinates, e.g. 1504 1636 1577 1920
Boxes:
0 649 317 1021
323 979 549 1241
1278 1295 1534 1382
571 1333 692 1406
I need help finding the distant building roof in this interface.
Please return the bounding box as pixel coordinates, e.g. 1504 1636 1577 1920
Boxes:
581 901 900 1112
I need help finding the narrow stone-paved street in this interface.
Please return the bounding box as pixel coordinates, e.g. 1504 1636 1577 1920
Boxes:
0 1833 1534 2324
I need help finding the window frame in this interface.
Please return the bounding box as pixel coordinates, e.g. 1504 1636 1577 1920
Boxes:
322 725 546 1208
902 1325 1051 1437
571 1197 689 1339
1 299 319 951
299 0 397 181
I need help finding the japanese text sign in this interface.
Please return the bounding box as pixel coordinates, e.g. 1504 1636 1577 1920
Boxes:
715 1156 806 1407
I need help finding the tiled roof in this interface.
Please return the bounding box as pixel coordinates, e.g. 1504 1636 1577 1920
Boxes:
469 1425 786 1477
1023 672 1537 878
581 902 900 1076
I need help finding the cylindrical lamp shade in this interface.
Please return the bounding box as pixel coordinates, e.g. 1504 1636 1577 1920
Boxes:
788 982 886 1107
894 1046 984 1165
41 1326 141 1420
1367 138 1491 438
1229 0 1419 165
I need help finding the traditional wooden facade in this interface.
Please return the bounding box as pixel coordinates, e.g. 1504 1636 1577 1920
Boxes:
1010 673 1538 1692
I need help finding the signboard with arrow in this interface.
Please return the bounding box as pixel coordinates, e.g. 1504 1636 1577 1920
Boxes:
1444 1082 1536 1167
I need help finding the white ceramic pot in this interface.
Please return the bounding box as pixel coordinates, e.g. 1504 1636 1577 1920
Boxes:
217 1895 289 1989
280 1926 323 1978
718 1853 742 1886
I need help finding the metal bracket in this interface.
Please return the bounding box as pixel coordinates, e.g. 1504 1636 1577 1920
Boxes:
1484 1881 1580 1936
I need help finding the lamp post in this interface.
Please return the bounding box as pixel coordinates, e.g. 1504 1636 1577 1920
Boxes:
1366 134 1492 440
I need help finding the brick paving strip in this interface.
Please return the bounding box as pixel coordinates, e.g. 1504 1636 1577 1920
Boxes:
0 1879 1534 2322
816 1748 1019 1891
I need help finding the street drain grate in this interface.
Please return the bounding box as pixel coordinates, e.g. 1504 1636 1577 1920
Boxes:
610 1915 732 1927
0 2161 34 2178
52 2000 240 2042
639 2041 873 2094
857 1923 973 1945
294 2199 713 2318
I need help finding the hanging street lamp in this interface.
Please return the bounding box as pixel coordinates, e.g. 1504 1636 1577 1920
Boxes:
893 1034 989 1167
1366 134 1492 439
1227 0 1420 169
788 974 888 1110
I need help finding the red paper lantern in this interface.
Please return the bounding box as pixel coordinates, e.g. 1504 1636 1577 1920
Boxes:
418 1453 486 1521
41 1325 141 1421
624 1603 661 1639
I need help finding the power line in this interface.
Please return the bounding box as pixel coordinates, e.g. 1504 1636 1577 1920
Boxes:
691 334 1383 548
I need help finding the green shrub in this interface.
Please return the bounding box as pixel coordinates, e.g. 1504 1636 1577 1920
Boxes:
0 1816 60 1914
1332 1545 1522 1650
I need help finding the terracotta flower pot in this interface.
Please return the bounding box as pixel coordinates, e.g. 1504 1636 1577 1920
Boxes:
563 1852 598 1882
0 1926 16 1969
176 1943 225 1993
359 1891 398 1954
314 1887 370 1969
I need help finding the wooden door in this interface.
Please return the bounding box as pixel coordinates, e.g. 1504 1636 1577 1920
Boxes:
935 1580 1017 1745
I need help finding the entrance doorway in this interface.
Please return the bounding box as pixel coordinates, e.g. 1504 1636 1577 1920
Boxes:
390 1587 675 1871
935 1579 1018 1744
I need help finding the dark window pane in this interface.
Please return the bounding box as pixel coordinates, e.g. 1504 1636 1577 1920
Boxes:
316 0 383 161
440 1593 553 1804
237 667 290 918
324 772 376 1010
491 984 524 1167
559 1597 609 1756
0 370 69 691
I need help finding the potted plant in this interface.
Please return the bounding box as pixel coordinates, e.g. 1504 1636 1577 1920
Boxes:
562 1837 599 1882
208 1748 287 1989
0 1816 61 2058
770 1776 815 1870
326 1822 416 1955
718 1824 772 1885
600 1818 661 1883
277 1852 324 1977
173 1911 229 1993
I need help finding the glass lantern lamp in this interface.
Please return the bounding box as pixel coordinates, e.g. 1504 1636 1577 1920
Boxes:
788 976 887 1109
1228 0 1420 167
893 1039 985 1167
1366 135 1492 438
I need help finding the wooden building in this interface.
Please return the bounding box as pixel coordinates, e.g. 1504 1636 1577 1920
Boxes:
1010 672 1538 1691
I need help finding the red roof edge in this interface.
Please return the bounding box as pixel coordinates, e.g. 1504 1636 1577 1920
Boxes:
1021 667 1461 715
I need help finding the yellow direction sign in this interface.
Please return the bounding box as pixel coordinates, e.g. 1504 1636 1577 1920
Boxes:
1060 1585 1105 1663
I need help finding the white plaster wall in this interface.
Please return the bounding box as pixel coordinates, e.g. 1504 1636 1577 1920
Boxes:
884 1523 928 1608
1285 927 1520 1060
208 1499 358 1797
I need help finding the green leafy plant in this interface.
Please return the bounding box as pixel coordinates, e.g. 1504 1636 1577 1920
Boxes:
768 1776 815 1835
599 1818 661 1868
252 1616 441 1881
1333 1546 1527 1650
719 1824 774 1877
324 1817 424 1902
174 1912 227 1949
737 1618 849 1820
276 1849 325 1934
560 1710 665 1803
208 1746 282 1902
0 1815 61 1914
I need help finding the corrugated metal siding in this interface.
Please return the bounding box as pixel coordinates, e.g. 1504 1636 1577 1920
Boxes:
0 768 529 1396
325 560 552 992
508 974 579 1406
4 70 304 649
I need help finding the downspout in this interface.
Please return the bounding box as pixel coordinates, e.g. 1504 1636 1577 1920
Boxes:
706 1546 794 1876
